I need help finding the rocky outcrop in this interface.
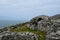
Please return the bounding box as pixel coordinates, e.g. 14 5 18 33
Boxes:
46 22 60 40
27 15 51 32
0 32 38 40
27 15 60 40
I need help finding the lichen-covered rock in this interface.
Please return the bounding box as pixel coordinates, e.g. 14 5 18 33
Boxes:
27 15 60 40
46 31 60 40
0 32 38 40
27 15 51 32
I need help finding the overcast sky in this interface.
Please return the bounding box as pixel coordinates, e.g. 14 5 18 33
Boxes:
0 0 60 20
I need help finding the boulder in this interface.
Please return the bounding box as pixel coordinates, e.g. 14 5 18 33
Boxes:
27 15 51 32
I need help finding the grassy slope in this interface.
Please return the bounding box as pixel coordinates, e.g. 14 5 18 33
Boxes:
10 23 46 40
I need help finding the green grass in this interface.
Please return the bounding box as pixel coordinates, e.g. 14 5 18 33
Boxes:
10 24 46 40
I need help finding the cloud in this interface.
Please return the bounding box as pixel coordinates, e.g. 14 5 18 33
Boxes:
0 0 60 9
0 0 60 20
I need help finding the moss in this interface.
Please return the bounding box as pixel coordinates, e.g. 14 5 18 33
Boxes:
10 24 46 40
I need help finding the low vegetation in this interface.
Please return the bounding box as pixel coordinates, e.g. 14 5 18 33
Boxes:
10 22 46 40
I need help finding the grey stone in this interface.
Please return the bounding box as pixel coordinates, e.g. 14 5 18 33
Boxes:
27 15 60 40
0 32 38 40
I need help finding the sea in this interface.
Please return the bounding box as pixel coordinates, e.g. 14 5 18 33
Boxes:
0 20 25 28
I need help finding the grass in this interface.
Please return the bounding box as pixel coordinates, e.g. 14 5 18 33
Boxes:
10 24 46 40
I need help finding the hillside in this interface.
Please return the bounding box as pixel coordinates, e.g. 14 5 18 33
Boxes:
0 14 60 40
10 22 46 40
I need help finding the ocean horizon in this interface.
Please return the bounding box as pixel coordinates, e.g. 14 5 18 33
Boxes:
0 20 25 28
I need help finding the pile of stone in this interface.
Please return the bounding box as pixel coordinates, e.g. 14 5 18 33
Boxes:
0 32 38 40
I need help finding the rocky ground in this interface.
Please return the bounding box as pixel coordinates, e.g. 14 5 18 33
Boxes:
0 31 38 40
0 14 60 40
27 14 60 40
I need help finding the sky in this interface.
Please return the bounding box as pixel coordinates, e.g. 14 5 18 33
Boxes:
0 0 60 20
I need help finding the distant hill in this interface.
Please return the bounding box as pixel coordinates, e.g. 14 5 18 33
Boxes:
50 14 60 19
